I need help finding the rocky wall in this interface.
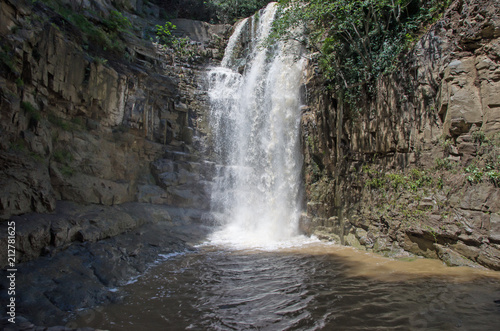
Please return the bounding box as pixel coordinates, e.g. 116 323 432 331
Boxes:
0 0 229 220
301 0 500 270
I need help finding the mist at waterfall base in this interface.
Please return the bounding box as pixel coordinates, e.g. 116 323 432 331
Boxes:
207 3 310 249
70 3 500 330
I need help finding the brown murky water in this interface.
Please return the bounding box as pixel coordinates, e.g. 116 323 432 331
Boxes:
70 243 500 330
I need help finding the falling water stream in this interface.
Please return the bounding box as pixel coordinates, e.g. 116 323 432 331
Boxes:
71 3 500 330
207 2 306 248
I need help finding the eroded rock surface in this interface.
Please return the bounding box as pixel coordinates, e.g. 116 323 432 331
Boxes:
301 0 500 270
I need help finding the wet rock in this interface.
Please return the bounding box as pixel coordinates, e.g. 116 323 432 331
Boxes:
434 244 481 268
451 241 481 261
373 236 391 253
314 229 341 243
0 201 153 267
400 233 438 259
355 228 372 246
0 203 210 327
344 233 366 250
477 245 500 270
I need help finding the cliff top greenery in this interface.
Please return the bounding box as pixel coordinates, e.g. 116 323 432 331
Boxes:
269 0 452 108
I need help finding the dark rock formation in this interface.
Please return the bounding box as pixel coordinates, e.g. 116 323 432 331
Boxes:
301 0 500 270
0 0 227 327
0 201 210 328
0 0 229 221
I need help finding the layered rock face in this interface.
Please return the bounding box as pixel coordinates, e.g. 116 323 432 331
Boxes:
301 0 500 269
0 0 228 264
0 0 229 326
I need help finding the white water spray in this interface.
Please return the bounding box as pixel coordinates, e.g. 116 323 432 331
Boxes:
207 3 310 249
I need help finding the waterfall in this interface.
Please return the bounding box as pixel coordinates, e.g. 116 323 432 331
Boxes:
207 2 307 248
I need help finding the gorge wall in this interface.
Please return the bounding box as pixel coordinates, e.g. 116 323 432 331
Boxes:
0 0 229 265
2 0 500 275
301 0 500 270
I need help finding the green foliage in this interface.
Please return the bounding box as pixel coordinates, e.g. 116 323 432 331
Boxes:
67 13 120 51
486 170 500 187
425 225 438 243
48 113 70 130
30 152 45 162
363 166 435 191
434 158 453 170
37 0 126 54
53 149 73 164
155 22 177 44
60 165 75 177
0 45 17 74
472 130 487 144
437 175 444 189
49 112 87 131
93 56 108 66
15 77 24 87
70 117 85 127
150 0 271 23
102 10 132 33
271 0 453 109
154 22 197 60
386 173 406 189
465 164 483 183
53 146 76 177
408 168 433 191
366 177 386 189
208 0 272 23
9 139 26 152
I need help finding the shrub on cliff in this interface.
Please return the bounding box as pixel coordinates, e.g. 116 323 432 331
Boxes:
270 0 452 108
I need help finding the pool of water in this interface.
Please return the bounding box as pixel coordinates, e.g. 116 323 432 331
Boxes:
70 243 500 330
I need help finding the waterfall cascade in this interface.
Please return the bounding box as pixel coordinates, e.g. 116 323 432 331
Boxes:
207 2 310 248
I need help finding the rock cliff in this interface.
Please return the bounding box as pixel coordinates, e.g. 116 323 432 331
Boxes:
1 0 500 281
0 0 229 327
0 0 228 265
301 0 500 269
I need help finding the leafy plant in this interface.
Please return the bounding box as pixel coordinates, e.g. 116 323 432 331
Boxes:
0 45 18 74
434 158 453 170
102 10 132 33
155 21 177 44
209 0 272 23
53 149 73 164
425 225 438 243
408 168 433 190
48 113 70 130
486 170 500 187
15 77 24 87
386 173 406 189
60 165 75 177
270 0 453 112
9 139 26 152
365 177 386 189
154 22 197 61
465 164 483 183
93 56 108 66
472 130 487 145
48 113 85 131
37 0 125 54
